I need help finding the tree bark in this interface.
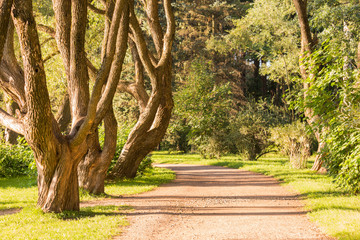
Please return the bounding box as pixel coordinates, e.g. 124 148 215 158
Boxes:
78 107 117 194
4 94 18 144
55 93 71 133
77 1 130 194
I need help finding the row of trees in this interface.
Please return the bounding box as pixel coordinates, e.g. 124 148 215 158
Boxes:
164 0 360 193
0 0 175 212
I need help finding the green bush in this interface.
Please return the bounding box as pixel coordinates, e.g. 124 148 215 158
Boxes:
0 139 36 177
294 40 360 193
229 100 290 160
271 121 312 169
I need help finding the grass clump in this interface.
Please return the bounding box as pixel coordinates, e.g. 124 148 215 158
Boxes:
152 151 360 240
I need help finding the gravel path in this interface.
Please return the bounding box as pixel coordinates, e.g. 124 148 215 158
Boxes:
83 164 334 240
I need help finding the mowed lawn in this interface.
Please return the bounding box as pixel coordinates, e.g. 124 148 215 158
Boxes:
152 151 360 240
0 167 175 240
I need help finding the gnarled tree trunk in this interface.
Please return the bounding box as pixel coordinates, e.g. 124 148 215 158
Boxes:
109 0 175 179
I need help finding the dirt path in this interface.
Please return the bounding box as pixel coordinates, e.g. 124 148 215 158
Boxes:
83 164 333 240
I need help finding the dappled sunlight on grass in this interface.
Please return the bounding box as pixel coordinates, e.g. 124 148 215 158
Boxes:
152 151 360 240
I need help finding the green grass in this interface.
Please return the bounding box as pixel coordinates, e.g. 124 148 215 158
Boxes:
0 167 175 239
152 151 360 240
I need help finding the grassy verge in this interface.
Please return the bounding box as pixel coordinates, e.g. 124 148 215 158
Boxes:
0 167 175 240
152 151 360 240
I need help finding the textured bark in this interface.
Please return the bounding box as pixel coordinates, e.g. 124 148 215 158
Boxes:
55 93 71 133
78 107 117 194
4 94 19 144
111 63 173 178
11 0 85 212
293 0 323 171
0 0 13 61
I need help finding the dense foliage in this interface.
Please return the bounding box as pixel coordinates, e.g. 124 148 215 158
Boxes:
300 41 360 193
0 139 35 177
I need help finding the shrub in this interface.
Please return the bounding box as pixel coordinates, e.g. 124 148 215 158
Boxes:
271 121 312 169
0 139 36 177
229 100 290 160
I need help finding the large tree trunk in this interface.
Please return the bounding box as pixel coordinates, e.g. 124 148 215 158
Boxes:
36 140 87 212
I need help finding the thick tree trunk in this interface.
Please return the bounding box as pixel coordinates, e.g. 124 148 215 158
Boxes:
78 108 117 194
36 141 87 212
111 63 173 179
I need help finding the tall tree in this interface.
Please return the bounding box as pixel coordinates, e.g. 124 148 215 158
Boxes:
0 0 130 212
109 0 175 179
293 0 324 171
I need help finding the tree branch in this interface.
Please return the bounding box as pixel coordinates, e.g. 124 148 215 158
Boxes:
156 0 175 68
70 0 128 147
52 0 71 77
0 22 27 111
129 6 157 85
43 50 60 63
88 1 105 15
0 108 25 135
145 0 164 56
0 0 13 61
95 1 130 126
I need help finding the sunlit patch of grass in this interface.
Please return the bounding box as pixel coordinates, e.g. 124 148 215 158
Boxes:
0 205 128 240
152 151 360 240
0 177 37 210
0 166 175 239
309 209 360 240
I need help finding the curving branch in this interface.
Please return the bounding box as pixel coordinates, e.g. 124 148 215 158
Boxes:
145 0 164 56
94 3 130 126
129 6 157 85
156 0 175 68
0 21 26 111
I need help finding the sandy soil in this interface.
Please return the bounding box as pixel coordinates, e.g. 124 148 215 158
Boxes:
82 164 334 240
